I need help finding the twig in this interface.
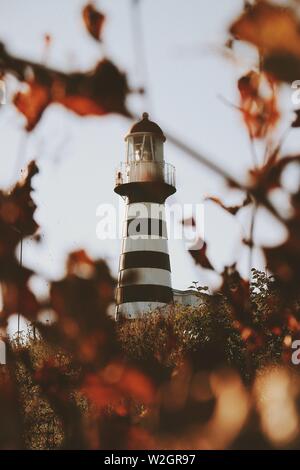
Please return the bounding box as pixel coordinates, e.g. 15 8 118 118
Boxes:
248 201 257 278
17 234 23 341
130 0 152 111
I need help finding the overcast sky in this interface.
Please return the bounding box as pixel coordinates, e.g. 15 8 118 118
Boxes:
0 0 297 317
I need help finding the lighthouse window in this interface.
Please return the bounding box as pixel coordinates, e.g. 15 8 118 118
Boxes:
141 135 154 161
134 143 142 161
126 134 159 163
126 137 135 162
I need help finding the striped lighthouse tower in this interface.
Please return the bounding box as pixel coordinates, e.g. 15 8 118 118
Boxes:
114 113 176 319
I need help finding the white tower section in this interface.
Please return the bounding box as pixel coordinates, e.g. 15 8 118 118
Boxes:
114 113 176 319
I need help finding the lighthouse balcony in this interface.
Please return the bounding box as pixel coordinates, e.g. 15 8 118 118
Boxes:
115 161 175 187
114 161 176 202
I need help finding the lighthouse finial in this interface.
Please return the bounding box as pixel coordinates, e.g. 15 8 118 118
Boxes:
142 112 149 120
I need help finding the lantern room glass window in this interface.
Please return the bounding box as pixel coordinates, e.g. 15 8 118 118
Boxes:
126 134 164 163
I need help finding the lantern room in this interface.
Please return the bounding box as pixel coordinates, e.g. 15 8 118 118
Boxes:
114 112 176 201
125 112 165 163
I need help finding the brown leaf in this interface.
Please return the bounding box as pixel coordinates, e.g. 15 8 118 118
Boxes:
264 235 300 297
82 3 105 41
237 71 279 139
206 194 251 215
0 44 130 130
242 237 254 248
0 161 39 257
230 2 300 58
189 241 214 270
13 81 51 131
37 252 118 369
66 249 94 277
82 363 155 410
231 2 300 84
263 52 300 83
250 154 300 193
0 161 40 322
291 109 300 128
220 265 252 325
1 281 39 322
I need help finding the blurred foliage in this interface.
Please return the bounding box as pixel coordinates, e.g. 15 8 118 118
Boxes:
1 267 298 449
118 298 246 379
0 0 300 450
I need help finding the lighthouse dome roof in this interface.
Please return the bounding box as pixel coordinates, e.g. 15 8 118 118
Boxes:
128 112 166 141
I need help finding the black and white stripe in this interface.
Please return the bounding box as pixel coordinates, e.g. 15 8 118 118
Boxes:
116 202 173 319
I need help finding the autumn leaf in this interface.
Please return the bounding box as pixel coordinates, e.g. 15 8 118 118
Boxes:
0 161 40 323
189 241 214 270
291 109 300 128
66 249 95 277
82 363 155 410
0 43 131 130
230 2 300 83
82 3 105 41
264 237 300 297
13 81 51 131
206 194 251 215
1 281 40 323
220 265 252 325
250 154 300 193
36 251 118 371
242 237 254 248
240 327 263 353
230 2 300 57
237 71 279 139
0 160 39 256
263 53 300 83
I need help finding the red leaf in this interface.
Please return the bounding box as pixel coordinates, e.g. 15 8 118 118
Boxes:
13 81 51 131
82 3 105 41
82 363 155 410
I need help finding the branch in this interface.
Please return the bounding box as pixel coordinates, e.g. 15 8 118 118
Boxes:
0 42 131 130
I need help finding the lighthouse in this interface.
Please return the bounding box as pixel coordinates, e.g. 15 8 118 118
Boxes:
114 113 176 319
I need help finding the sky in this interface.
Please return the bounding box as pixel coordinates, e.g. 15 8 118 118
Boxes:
0 0 297 314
